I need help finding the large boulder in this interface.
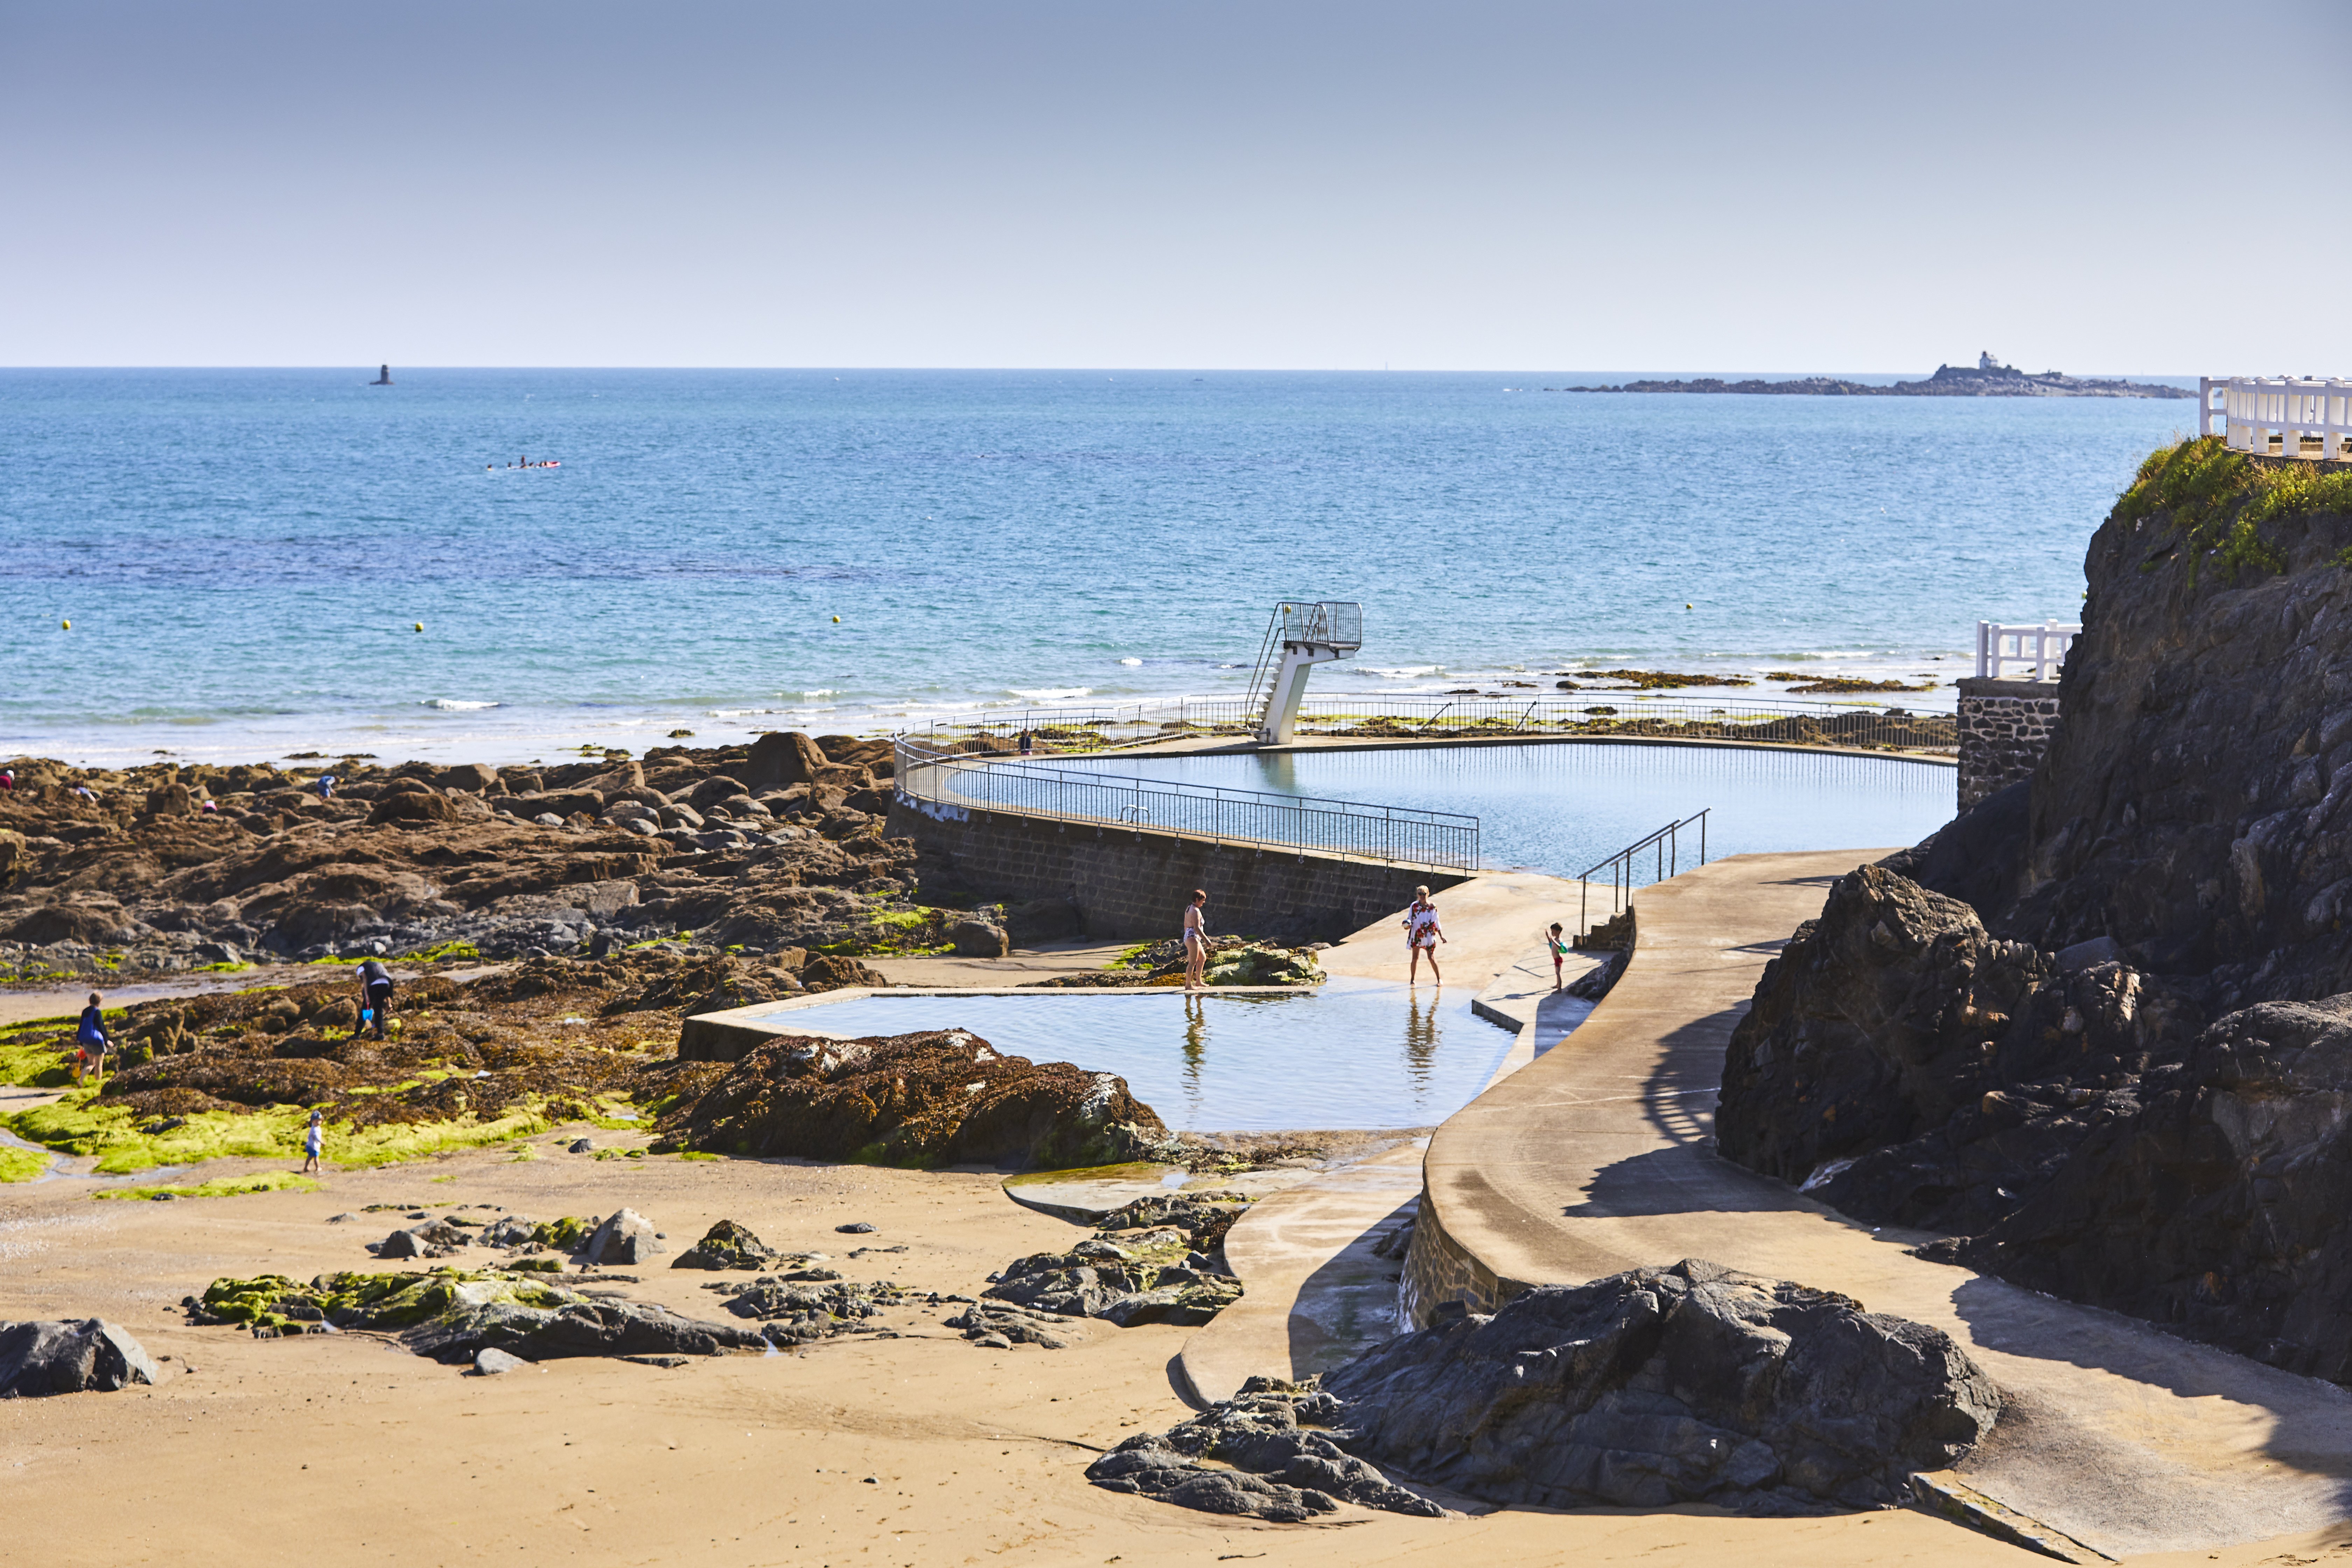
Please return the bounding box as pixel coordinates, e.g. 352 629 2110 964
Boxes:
584 1209 664 1265
670 1219 779 1271
368 790 462 826
1325 1260 1997 1513
744 732 829 792
1717 863 2198 1237
0 1319 160 1397
1094 1260 1997 1521
653 1028 1171 1170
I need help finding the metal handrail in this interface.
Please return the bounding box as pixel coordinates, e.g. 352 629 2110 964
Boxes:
893 734 1479 871
1577 809 1709 942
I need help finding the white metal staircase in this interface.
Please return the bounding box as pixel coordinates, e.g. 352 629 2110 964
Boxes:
1242 601 1363 744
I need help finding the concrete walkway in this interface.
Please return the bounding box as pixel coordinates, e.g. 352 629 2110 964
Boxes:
1179 874 1604 1405
1417 849 2352 1560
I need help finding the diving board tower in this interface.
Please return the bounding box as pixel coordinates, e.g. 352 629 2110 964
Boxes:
1245 601 1363 745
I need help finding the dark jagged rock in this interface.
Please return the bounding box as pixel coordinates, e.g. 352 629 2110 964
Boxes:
1936 997 2352 1380
983 1196 1247 1327
705 1276 909 1343
1088 1378 1440 1521
1324 1260 1996 1513
1096 1260 1997 1522
670 1219 780 1270
649 1028 1172 1170
188 1269 766 1363
0 1319 160 1397
942 1302 1072 1348
1718 863 2199 1237
1714 444 2352 1377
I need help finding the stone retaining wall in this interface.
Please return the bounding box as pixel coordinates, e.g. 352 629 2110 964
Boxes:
1957 677 2061 810
884 794 1467 941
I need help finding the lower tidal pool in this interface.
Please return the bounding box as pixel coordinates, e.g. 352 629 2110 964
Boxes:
747 976 1507 1133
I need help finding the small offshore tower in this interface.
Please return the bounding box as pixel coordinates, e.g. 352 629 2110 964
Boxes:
371 364 393 385
1244 601 1363 745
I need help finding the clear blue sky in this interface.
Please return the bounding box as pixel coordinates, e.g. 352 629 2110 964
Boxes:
4 0 2345 372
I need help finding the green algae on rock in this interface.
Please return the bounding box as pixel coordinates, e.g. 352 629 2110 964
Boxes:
189 1267 769 1362
648 1028 1173 1171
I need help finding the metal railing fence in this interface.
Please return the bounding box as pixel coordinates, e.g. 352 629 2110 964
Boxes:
893 734 1479 870
1578 810 1710 943
895 693 1958 757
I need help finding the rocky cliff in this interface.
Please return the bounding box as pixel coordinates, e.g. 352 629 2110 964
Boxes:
1720 439 2352 1377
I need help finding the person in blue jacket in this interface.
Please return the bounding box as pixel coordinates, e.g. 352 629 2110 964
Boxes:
76 991 112 1085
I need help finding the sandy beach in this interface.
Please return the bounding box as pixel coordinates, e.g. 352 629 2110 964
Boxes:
0 1121 2051 1568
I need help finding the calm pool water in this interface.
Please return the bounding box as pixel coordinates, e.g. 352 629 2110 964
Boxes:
1092 742 1953 878
748 975 1508 1132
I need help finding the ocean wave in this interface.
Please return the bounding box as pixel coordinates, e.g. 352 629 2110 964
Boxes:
1117 657 1142 666
1007 686 1091 702
421 698 500 712
1363 665 1442 679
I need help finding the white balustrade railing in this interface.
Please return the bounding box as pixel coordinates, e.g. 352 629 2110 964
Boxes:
2200 376 2352 461
1976 620 2078 680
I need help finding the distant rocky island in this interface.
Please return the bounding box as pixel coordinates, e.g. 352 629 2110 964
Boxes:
1563 351 2190 399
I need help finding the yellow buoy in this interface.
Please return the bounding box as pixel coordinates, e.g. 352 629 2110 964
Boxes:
1685 603 1693 610
831 615 840 623
414 623 424 632
61 619 70 630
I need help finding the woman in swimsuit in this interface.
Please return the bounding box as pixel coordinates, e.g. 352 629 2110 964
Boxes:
1405 886 1446 986
1182 889 1210 991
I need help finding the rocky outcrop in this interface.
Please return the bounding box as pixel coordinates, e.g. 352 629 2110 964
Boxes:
190 1269 767 1363
1718 863 2199 1237
1092 1260 1996 1520
1716 441 2352 1378
1935 997 2352 1380
0 733 920 974
0 1320 159 1397
671 1219 782 1270
648 1028 1173 1170
705 1275 912 1344
1088 1378 1444 1521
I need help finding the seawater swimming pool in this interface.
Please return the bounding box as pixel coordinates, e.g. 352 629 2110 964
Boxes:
1067 742 1954 876
746 976 1510 1133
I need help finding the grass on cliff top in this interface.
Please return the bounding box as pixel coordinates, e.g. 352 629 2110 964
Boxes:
97 1172 321 1202
3 1090 599 1174
2120 436 2352 583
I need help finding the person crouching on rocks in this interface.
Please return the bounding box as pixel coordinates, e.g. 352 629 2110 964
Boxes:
1182 889 1211 991
1405 887 1446 986
302 1110 324 1175
356 959 395 1041
75 991 112 1086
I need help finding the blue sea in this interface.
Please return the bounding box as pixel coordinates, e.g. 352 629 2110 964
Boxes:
0 369 2187 768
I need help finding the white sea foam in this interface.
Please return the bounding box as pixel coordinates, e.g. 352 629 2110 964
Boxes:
1008 686 1091 702
421 698 500 711
1117 657 1142 666
1364 665 1441 679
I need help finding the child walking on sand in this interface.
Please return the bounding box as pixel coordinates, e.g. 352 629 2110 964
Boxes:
1547 922 1569 991
302 1111 324 1175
